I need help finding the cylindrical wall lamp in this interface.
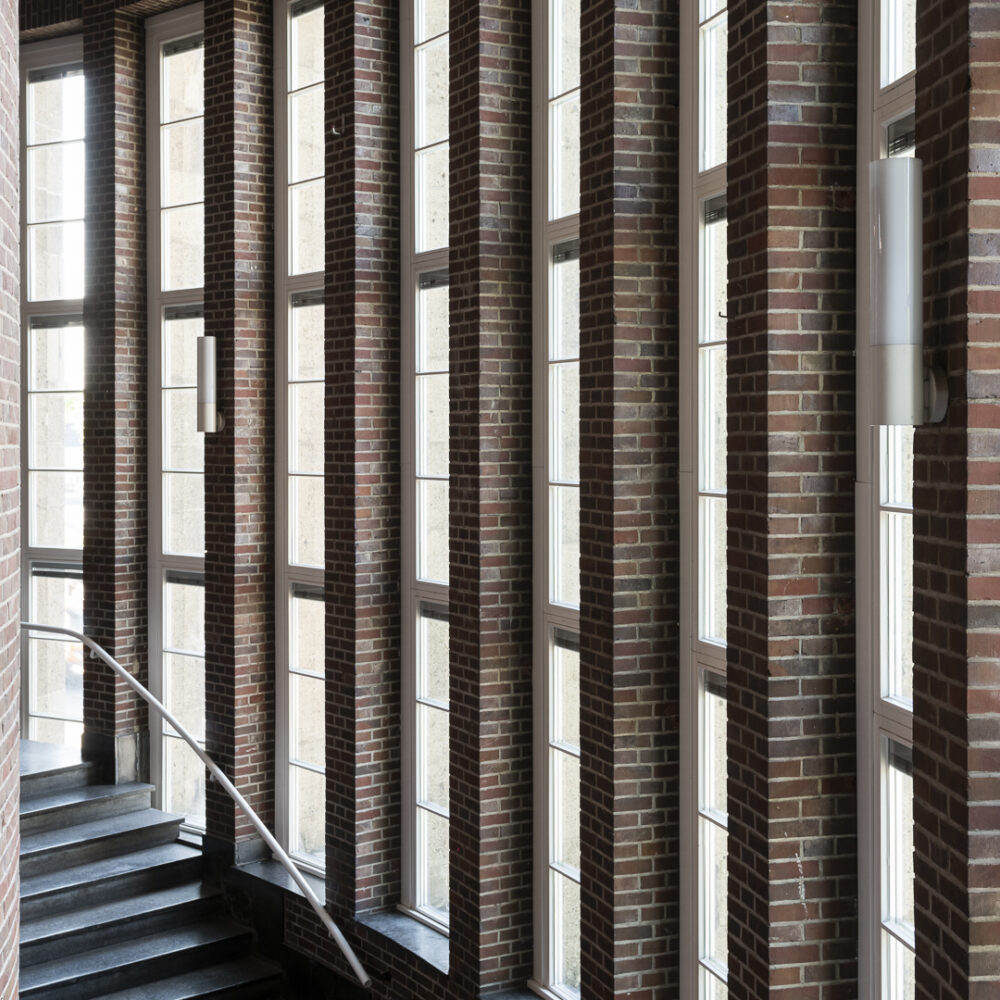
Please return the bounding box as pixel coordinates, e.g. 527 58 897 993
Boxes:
869 157 947 425
197 336 218 433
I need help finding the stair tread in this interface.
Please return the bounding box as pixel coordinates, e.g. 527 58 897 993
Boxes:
20 781 153 815
19 919 251 992
21 841 201 901
20 807 183 859
91 958 282 1000
21 881 219 946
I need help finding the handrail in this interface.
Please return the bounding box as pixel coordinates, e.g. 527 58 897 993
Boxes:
21 620 372 990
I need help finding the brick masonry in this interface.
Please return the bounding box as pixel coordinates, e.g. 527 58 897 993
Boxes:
914 0 1000 996
725 1 858 998
447 0 534 995
0 0 18 994
202 0 276 853
578 1 680 997
82 2 149 773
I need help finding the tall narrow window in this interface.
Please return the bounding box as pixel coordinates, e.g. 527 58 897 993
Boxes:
20 38 85 749
402 0 451 930
859 0 915 994
276 0 326 873
533 0 580 994
680 0 728 995
147 7 206 829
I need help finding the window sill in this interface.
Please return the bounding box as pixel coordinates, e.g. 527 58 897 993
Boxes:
233 857 326 903
357 910 449 976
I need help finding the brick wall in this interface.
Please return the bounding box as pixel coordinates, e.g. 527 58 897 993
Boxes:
202 0 275 853
725 1 858 997
324 0 402 922
0 0 18 994
447 0 534 994
914 0 1000 996
578 1 680 997
82 2 148 776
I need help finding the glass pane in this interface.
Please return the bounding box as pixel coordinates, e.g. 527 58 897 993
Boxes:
289 474 324 567
29 392 83 470
417 477 449 584
29 716 83 750
29 637 84 719
415 35 448 149
552 871 581 995
30 323 84 391
28 221 85 301
290 178 324 275
880 0 916 88
29 470 83 549
163 579 204 654
289 84 324 183
163 314 202 387
417 806 450 918
703 216 727 345
28 141 85 223
551 747 580 871
290 4 324 90
417 702 449 810
416 373 449 478
290 672 325 767
700 673 727 816
700 816 728 969
700 967 728 1000
27 71 84 144
880 509 913 705
415 141 449 253
699 494 727 644
550 483 579 608
551 638 579 749
417 282 449 373
882 741 914 930
163 387 203 471
161 119 203 207
163 652 205 741
550 0 580 98
290 591 325 676
551 254 579 361
881 425 914 508
162 204 204 291
416 0 448 43
164 734 206 829
163 471 204 556
30 569 83 633
550 361 579 484
699 345 726 493
699 13 727 172
162 42 204 123
881 928 916 1000
290 764 326 865
289 382 324 474
549 91 580 220
290 300 325 380
417 608 449 704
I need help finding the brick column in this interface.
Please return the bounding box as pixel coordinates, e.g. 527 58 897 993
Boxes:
447 1 534 995
725 2 857 997
325 1 401 921
0 0 19 991
203 0 275 854
914 1 1000 995
577 1 680 996
82 4 148 779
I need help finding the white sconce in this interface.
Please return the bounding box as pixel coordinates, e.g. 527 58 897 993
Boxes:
869 157 947 425
197 336 219 433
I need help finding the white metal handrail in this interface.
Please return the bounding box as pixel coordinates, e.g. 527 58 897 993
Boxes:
21 620 372 989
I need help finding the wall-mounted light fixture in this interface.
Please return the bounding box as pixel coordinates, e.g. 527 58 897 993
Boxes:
869 157 947 425
197 336 219 433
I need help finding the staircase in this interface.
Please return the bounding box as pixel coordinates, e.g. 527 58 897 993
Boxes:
19 742 284 1000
